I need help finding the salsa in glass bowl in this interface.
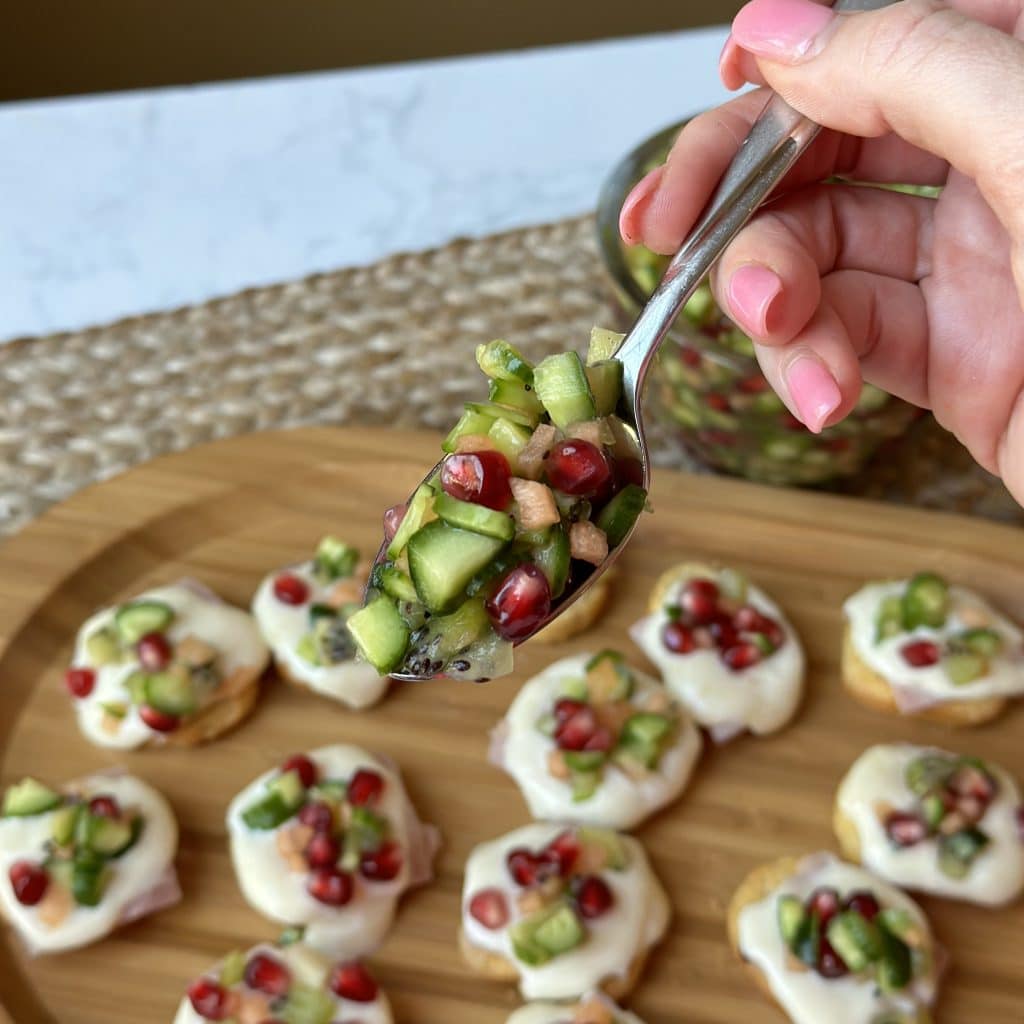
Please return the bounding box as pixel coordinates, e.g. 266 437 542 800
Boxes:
596 121 930 486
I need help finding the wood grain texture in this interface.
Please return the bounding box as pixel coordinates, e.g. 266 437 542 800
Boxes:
1 426 1022 1024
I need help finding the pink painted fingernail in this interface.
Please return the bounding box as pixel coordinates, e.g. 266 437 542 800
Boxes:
727 264 783 336
619 166 664 245
785 354 841 433
732 0 836 60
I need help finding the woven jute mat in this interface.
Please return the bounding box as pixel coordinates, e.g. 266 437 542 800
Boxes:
2 214 1018 538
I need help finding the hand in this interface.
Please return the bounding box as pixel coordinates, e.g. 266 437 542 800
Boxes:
619 0 1024 503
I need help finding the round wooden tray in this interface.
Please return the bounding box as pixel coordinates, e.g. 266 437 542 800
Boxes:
1 427 1022 1023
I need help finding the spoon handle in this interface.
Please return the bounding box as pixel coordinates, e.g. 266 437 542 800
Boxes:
614 0 900 425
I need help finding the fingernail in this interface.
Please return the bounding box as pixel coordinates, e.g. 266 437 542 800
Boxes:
732 0 836 61
785 353 841 433
619 166 664 246
727 264 783 336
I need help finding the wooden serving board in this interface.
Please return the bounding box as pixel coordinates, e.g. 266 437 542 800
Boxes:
1 427 1022 1024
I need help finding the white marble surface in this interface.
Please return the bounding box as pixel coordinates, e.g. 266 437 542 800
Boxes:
0 27 730 342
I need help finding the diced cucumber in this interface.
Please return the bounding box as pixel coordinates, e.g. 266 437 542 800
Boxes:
380 566 418 604
296 632 321 666
570 771 601 802
576 827 629 870
532 351 596 430
387 482 435 560
443 407 495 453
84 813 135 857
348 805 388 853
71 851 109 907
124 670 148 705
563 750 607 772
51 804 81 846
281 982 336 1024
943 651 988 686
475 339 534 386
792 909 821 968
776 895 806 949
560 676 589 701
465 400 539 430
347 595 410 673
488 417 534 461
938 827 989 878
144 668 197 716
407 520 507 614
510 917 554 967
532 903 585 955
433 492 515 541
311 779 347 803
718 567 749 603
875 595 905 643
826 911 882 972
45 857 74 891
114 600 175 645
956 627 1003 657
530 525 571 599
314 536 358 580
905 754 955 797
614 736 659 771
877 907 922 946
278 925 306 947
241 769 305 830
99 701 128 720
584 360 623 417
218 949 246 987
488 378 545 418
901 572 949 630
921 793 946 830
271 769 306 809
85 626 121 665
596 484 647 547
308 603 336 626
586 327 625 365
876 928 913 992
621 713 672 747
2 777 62 817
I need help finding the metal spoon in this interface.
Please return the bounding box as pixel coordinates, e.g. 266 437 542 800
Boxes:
376 0 895 679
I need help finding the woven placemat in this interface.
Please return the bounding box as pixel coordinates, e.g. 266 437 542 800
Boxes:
2 214 1018 538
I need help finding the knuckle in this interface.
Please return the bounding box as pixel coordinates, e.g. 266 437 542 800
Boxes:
859 1 963 81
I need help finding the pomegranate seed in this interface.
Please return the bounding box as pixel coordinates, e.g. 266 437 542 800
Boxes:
65 667 96 698
738 375 769 394
1016 806 1024 842
680 346 701 367
545 440 612 498
329 961 378 1002
900 640 940 668
244 952 291 997
347 768 385 806
139 704 180 732
807 887 841 925
543 831 580 876
307 867 354 906
468 887 510 929
554 707 598 751
818 938 849 978
708 613 739 650
844 891 880 921
721 643 763 671
885 811 929 847
441 450 513 510
948 764 997 803
298 801 334 832
662 621 696 654
9 861 48 906
486 563 551 643
305 832 341 869
506 848 541 886
383 502 407 543
280 754 318 788
678 578 720 625
553 698 587 723
187 977 231 1020
583 727 613 753
734 606 784 647
574 874 614 919
136 631 173 671
615 456 645 489
360 840 403 882
705 393 731 412
273 573 310 606
88 795 121 818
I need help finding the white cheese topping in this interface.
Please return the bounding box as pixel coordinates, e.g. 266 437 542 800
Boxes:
836 743 1024 905
505 994 645 1024
497 652 701 830
462 822 669 1001
737 853 938 1024
252 561 388 709
0 773 178 954
844 581 1024 708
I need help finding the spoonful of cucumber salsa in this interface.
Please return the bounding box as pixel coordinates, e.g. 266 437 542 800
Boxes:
347 0 894 682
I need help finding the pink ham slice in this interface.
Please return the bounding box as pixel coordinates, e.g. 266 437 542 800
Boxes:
374 753 441 889
117 864 183 927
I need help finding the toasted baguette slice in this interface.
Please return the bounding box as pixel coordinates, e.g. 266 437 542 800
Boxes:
160 670 263 747
533 571 615 645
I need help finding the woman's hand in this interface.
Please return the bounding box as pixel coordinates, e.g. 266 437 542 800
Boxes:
620 0 1024 502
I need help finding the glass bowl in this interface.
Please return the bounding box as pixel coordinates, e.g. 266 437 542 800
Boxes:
595 120 923 486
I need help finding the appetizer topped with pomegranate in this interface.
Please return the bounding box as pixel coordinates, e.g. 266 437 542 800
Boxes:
842 573 1024 725
630 563 805 742
491 651 701 829
66 582 269 748
835 744 1024 906
347 333 647 683
460 823 669 1000
0 771 178 954
252 536 389 710
729 852 941 1024
505 992 645 1024
226 744 440 958
175 941 392 1024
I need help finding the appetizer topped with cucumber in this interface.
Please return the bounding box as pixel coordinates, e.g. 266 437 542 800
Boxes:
835 744 1024 906
176 941 392 1024
842 573 1024 724
505 992 645 1024
630 563 805 742
491 651 701 830
226 745 439 958
0 772 179 954
730 853 941 1024
460 823 669 1000
65 582 269 748
348 331 647 682
252 536 389 710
